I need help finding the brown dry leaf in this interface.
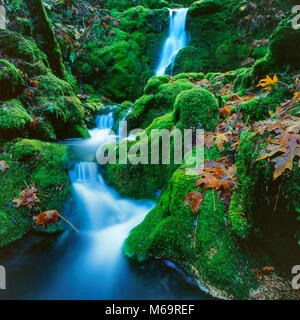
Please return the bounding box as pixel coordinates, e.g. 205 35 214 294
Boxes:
33 210 59 228
184 191 204 214
13 184 40 209
256 133 300 180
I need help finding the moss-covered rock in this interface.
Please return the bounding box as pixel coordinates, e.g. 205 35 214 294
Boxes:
0 29 48 65
173 72 205 81
0 139 72 247
253 18 300 82
105 111 178 199
124 146 261 299
173 88 219 130
37 73 73 97
0 100 32 139
188 0 223 17
23 0 67 80
172 46 210 75
232 130 300 272
144 75 171 95
0 60 26 100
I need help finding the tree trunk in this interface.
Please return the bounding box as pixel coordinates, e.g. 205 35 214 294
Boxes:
23 0 66 80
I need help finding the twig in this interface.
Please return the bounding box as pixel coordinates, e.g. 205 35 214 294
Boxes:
273 184 281 215
58 213 79 233
232 103 242 128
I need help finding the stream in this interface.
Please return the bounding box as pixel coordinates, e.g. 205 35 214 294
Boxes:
0 112 206 300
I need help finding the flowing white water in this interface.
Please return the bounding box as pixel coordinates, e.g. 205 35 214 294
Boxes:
0 111 206 299
155 8 188 76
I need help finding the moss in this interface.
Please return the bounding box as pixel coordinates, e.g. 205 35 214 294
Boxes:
23 0 67 79
105 112 178 199
21 60 48 78
228 191 250 239
188 0 223 17
127 94 155 129
62 124 90 139
83 102 102 129
233 68 252 93
124 156 260 298
155 79 194 111
0 139 71 247
0 59 26 100
37 73 73 97
234 130 300 271
172 46 210 75
236 91 287 121
0 29 48 65
205 72 222 81
253 19 300 82
173 72 205 81
0 100 32 139
144 75 171 95
173 88 219 131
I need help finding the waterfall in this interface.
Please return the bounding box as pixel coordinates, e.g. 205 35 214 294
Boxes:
69 113 153 231
155 8 188 76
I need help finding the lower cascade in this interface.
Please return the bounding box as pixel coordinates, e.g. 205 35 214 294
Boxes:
155 8 188 76
0 112 206 300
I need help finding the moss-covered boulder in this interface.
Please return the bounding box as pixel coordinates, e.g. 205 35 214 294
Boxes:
0 139 72 247
144 75 171 95
253 18 300 82
127 77 195 130
124 146 263 299
230 130 300 272
0 100 32 139
172 46 210 75
188 0 223 17
105 112 178 199
173 88 219 130
0 60 26 100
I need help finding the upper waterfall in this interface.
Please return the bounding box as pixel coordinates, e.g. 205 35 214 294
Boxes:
155 8 188 76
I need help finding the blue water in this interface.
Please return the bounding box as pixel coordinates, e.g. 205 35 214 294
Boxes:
0 113 206 300
155 8 188 76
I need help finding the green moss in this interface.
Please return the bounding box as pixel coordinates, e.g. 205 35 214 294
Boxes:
0 100 32 139
0 139 71 247
105 111 178 199
23 0 67 79
234 130 300 271
188 0 223 17
0 59 26 100
62 124 90 139
236 91 286 121
37 73 73 97
253 19 300 82
228 191 250 239
173 72 205 81
144 75 171 95
173 88 219 131
0 29 48 65
172 46 210 75
127 94 155 129
233 68 252 93
124 159 259 298
155 79 194 111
